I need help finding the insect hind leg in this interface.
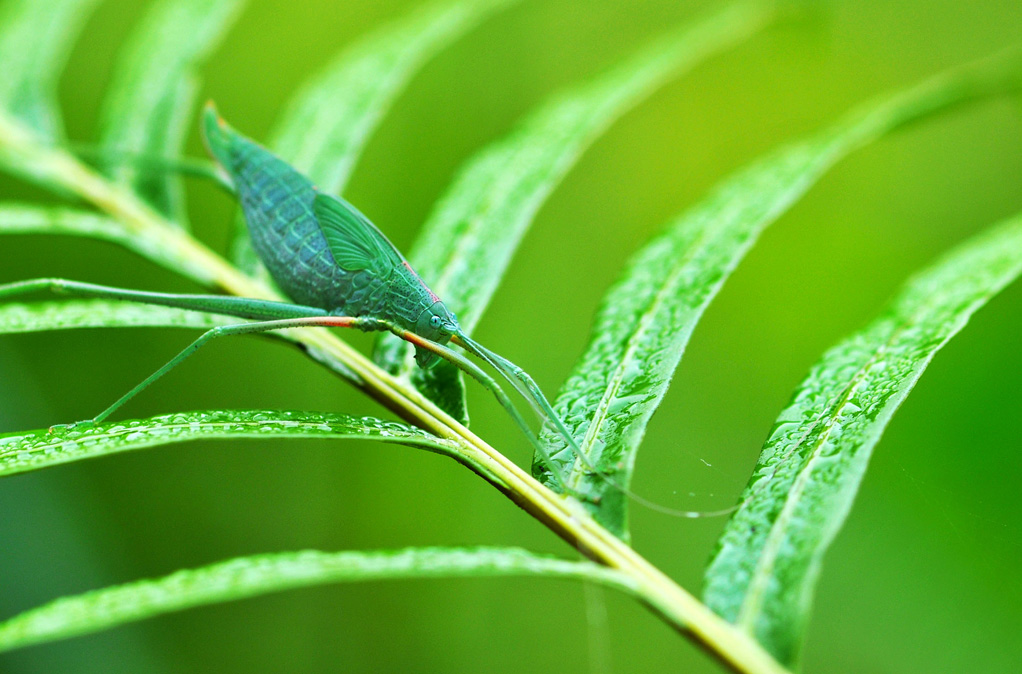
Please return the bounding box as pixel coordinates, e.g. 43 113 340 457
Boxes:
53 315 362 430
0 277 329 322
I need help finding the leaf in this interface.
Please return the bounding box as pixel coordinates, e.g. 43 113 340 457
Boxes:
0 409 474 479
0 203 222 285
0 203 132 240
0 300 237 335
373 0 777 423
0 300 233 335
703 211 1022 666
532 49 1022 541
0 0 100 139
98 0 245 222
231 0 516 276
0 546 634 653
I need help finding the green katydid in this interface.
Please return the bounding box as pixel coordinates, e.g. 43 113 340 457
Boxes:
0 103 587 488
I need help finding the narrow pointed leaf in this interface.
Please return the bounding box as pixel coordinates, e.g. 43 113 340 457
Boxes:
0 203 132 241
231 0 516 275
0 409 471 478
533 50 1022 540
704 211 1022 665
374 0 777 422
0 203 222 285
0 300 233 335
99 0 245 222
0 546 633 653
0 0 100 139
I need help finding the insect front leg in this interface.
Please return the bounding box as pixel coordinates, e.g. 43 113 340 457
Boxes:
68 143 235 194
375 321 573 493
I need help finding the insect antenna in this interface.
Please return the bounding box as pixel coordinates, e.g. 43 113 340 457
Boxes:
453 333 740 519
394 329 571 490
454 333 573 442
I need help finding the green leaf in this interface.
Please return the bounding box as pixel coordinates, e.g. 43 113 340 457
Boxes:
0 546 632 653
0 202 131 240
231 0 516 276
0 0 100 139
533 49 1022 541
703 211 1022 666
0 203 221 284
373 0 777 423
0 409 475 479
98 0 245 222
0 300 233 335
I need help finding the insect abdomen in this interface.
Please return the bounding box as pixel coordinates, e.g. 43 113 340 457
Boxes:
226 139 389 316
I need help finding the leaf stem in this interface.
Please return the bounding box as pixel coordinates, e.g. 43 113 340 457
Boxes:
0 110 789 674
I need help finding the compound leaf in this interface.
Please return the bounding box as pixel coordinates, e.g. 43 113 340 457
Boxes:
534 50 1022 540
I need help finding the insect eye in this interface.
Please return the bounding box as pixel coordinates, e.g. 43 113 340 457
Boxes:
429 315 441 328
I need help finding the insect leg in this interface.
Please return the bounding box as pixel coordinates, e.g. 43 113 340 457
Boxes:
381 325 571 491
79 316 363 426
68 143 235 194
0 278 328 321
452 333 583 453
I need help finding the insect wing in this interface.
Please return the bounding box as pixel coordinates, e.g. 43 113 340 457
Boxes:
313 193 404 274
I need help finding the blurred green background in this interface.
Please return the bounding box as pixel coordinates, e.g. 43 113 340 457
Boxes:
1 0 1020 672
